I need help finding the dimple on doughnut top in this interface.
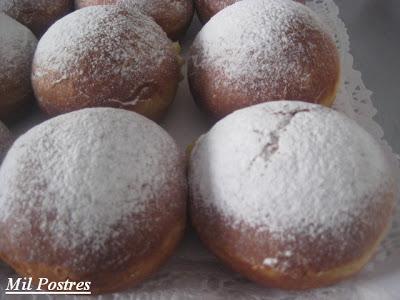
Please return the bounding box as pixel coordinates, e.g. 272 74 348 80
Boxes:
0 13 37 122
32 5 181 121
188 0 340 120
75 0 194 40
194 0 305 23
0 0 72 36
189 101 396 289
0 108 187 294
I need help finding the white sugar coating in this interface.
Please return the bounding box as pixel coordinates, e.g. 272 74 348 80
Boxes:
76 0 192 39
190 0 336 92
0 13 37 90
0 108 184 264
33 5 169 76
263 258 278 267
76 0 190 21
118 0 188 16
190 101 395 239
32 5 174 105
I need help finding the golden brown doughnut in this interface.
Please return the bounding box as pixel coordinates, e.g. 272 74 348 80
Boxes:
189 101 396 290
0 0 73 36
32 6 182 121
0 108 187 294
74 0 194 40
188 0 340 120
194 0 305 23
0 13 37 122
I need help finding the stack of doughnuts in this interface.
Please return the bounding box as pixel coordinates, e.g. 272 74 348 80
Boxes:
0 0 396 295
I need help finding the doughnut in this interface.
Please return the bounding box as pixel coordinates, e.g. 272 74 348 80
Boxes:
188 0 340 120
74 0 194 40
194 0 305 23
0 13 37 122
32 6 182 121
0 0 72 36
189 101 396 290
0 107 187 294
0 122 12 160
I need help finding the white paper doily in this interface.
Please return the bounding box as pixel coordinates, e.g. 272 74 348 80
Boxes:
1 0 399 299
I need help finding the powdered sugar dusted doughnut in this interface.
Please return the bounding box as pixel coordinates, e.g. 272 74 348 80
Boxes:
0 121 12 160
194 0 305 23
188 0 340 120
0 13 37 122
75 0 194 40
0 108 187 294
32 6 181 121
0 0 72 36
189 101 396 290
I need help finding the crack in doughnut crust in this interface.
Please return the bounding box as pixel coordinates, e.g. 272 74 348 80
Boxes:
74 0 194 40
248 109 310 169
0 108 187 294
189 101 396 290
188 0 340 120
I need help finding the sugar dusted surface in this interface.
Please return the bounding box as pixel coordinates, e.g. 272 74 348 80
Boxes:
190 101 394 239
190 0 334 93
77 0 188 14
0 13 37 90
119 0 188 16
0 108 183 267
76 0 191 33
32 5 173 106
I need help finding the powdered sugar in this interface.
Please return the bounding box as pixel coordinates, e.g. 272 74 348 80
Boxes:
119 0 187 16
76 0 187 13
0 108 184 270
263 258 278 267
75 0 193 39
76 0 189 23
0 13 37 92
32 5 174 106
190 0 336 94
190 101 395 240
